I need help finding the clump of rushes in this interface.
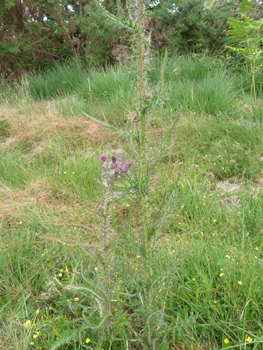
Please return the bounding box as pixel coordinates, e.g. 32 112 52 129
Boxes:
98 154 131 333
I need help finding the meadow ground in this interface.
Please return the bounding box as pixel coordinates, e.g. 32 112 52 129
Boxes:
1 56 263 350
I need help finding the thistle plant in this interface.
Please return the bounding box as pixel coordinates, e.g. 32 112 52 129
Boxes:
90 0 173 283
97 153 131 337
82 0 180 348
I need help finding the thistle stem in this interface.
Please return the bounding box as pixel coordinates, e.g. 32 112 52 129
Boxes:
102 182 112 318
136 0 151 282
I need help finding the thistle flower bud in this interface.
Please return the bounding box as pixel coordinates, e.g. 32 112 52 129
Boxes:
109 161 117 169
113 191 123 199
124 163 132 173
102 162 109 169
112 156 116 162
100 154 107 162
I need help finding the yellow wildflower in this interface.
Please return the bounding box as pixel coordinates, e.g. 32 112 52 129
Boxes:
86 338 91 343
238 281 242 285
74 298 79 302
220 273 224 277
224 339 229 344
247 337 253 342
23 320 31 328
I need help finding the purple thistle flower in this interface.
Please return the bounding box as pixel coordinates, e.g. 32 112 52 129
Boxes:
114 167 120 174
120 162 132 173
100 154 107 162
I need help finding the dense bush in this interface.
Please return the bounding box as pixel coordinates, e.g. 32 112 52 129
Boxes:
1 0 263 79
0 0 117 79
151 0 237 53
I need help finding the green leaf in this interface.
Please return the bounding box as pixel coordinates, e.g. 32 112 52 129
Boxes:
49 328 79 350
4 0 15 10
239 0 255 14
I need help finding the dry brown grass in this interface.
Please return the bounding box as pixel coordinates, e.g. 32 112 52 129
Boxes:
0 177 99 239
0 99 113 152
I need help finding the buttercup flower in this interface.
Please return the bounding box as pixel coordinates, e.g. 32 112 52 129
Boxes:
238 281 242 285
86 338 91 343
23 320 31 328
247 337 253 342
224 339 229 344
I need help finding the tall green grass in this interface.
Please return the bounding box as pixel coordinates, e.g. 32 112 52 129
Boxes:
26 55 242 120
165 68 236 115
27 63 85 99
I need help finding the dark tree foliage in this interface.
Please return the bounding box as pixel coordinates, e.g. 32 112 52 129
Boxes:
0 0 117 79
1 0 262 79
152 0 238 53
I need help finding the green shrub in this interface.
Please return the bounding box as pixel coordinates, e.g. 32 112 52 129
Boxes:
153 0 237 53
